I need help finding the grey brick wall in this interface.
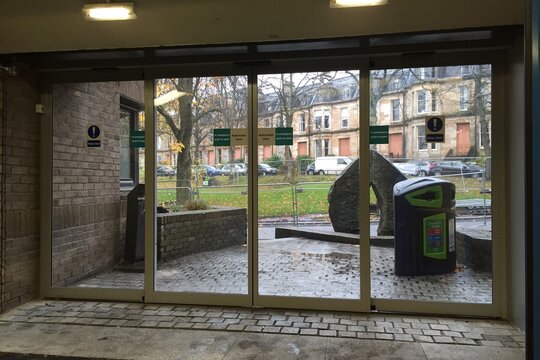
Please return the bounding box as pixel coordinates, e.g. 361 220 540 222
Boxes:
51 81 142 287
0 73 41 312
158 207 247 262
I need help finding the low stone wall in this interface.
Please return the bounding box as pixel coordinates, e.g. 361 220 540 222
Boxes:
157 207 247 262
456 229 492 272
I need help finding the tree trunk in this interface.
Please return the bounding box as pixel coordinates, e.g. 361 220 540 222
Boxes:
175 78 194 205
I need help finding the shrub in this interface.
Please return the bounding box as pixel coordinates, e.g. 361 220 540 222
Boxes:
183 199 209 210
264 154 282 169
296 155 314 172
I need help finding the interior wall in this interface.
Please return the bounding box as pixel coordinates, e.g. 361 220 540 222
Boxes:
0 0 525 54
51 82 124 287
506 37 526 330
0 71 41 312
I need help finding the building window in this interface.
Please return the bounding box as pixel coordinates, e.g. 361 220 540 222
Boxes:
299 113 306 132
314 110 322 130
460 65 472 76
323 109 331 129
459 85 469 111
344 87 351 98
419 67 435 80
417 125 428 150
315 139 322 157
417 90 427 114
431 91 438 112
340 108 349 128
218 149 224 163
324 139 330 156
391 99 400 121
417 125 437 151
264 119 270 128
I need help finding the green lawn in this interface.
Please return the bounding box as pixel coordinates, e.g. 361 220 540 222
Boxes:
157 175 491 217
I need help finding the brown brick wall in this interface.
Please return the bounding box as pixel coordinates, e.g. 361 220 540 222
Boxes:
0 73 41 312
51 81 141 287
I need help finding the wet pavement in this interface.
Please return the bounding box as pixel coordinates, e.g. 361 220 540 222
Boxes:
74 234 492 304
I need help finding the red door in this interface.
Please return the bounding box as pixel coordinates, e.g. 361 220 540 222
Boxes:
208 150 215 165
456 123 471 156
338 138 350 156
263 146 272 160
389 133 403 158
297 142 307 156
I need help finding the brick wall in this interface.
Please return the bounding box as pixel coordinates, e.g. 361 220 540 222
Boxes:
51 81 142 287
0 72 41 312
158 207 247 262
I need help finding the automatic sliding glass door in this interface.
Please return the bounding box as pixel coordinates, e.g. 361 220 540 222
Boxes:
150 75 250 300
368 65 499 315
254 69 370 310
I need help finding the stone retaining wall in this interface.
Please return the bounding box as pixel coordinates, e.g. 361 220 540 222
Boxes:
456 231 492 272
157 207 247 262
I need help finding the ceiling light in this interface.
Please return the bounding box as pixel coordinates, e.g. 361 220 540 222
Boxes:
330 0 387 8
82 3 136 21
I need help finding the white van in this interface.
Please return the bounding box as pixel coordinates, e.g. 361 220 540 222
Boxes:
312 156 352 175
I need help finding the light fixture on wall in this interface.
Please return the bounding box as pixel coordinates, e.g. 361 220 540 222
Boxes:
82 2 136 21
330 0 387 7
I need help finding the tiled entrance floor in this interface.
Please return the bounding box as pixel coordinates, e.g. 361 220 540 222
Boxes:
0 300 524 350
74 237 492 304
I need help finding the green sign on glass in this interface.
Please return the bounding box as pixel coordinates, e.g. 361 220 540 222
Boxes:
131 131 145 148
275 127 293 145
213 129 231 146
369 125 389 144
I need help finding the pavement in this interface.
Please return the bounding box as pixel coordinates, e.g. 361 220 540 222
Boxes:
0 300 525 359
74 236 491 304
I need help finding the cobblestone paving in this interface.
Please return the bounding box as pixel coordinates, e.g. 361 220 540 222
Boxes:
0 300 524 348
74 238 492 303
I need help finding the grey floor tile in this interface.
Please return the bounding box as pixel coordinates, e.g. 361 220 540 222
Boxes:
421 343 525 360
223 333 327 360
325 337 428 359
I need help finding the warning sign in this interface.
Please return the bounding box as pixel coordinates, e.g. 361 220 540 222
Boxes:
425 116 445 143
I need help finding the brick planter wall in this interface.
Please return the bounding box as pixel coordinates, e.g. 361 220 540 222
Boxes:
158 207 247 262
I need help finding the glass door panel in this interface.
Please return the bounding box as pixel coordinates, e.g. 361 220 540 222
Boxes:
256 70 361 299
153 76 249 295
51 81 146 290
368 66 493 305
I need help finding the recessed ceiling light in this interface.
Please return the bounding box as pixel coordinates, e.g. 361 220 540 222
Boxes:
330 0 387 8
82 3 136 21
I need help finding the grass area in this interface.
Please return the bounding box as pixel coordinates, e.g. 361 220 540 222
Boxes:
157 174 491 217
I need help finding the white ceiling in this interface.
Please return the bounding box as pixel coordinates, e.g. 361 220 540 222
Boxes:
0 0 525 54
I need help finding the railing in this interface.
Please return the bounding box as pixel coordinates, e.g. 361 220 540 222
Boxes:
156 156 492 225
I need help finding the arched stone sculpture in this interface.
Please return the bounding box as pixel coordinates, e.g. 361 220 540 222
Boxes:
328 150 406 236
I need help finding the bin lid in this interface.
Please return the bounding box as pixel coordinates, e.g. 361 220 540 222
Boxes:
394 177 454 208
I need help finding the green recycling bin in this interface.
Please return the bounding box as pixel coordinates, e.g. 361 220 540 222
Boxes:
393 177 456 276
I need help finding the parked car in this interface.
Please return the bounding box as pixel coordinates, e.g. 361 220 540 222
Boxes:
305 162 316 175
313 156 352 175
258 163 278 176
157 165 176 176
393 160 436 177
201 164 222 177
194 164 222 177
430 160 484 178
220 164 247 176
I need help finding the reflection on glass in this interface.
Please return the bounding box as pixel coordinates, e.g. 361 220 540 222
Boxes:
257 70 361 299
153 76 248 294
369 66 493 304
51 81 145 289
